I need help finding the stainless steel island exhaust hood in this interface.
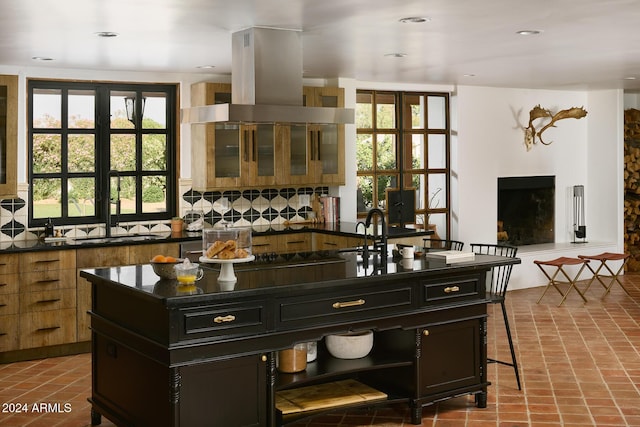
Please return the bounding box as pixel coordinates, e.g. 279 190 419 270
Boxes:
181 27 354 124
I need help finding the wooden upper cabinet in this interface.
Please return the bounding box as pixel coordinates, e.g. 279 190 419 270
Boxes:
190 83 280 190
0 75 18 198
190 83 240 190
303 86 345 185
190 82 345 190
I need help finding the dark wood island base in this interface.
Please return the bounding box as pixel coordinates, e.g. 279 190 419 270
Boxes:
81 252 518 426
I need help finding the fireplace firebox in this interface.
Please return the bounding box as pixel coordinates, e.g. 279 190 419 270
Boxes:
498 176 555 246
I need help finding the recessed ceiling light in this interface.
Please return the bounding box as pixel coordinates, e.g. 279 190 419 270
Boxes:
516 30 542 36
399 16 431 24
196 65 216 69
463 74 476 77
31 56 54 61
95 31 119 38
384 53 407 58
624 76 637 80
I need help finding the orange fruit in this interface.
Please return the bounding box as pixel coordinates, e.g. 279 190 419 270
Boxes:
152 254 167 263
165 256 177 263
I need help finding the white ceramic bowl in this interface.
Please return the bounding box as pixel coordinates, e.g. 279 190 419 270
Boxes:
325 330 374 359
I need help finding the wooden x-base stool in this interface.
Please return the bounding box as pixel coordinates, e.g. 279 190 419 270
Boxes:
578 252 631 298
534 257 590 306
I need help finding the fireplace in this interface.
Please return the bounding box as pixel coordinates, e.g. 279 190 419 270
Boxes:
497 176 555 246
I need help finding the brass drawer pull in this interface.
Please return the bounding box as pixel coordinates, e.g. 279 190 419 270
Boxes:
37 298 61 304
286 240 306 244
323 242 338 246
423 330 430 336
213 315 236 323
0 303 6 308
444 286 460 293
34 259 60 264
36 279 60 284
332 299 365 309
0 283 7 287
37 326 60 332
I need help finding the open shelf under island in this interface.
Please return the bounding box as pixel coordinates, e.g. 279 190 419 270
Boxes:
80 249 520 427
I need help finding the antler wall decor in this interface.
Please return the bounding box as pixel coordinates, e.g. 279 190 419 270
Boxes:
524 105 587 150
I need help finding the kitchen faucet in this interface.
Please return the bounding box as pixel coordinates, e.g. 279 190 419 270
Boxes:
364 208 388 261
106 170 121 238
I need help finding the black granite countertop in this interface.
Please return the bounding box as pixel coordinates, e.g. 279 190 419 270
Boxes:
0 222 432 253
80 251 519 305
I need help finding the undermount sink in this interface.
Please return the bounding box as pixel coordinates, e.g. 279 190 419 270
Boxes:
71 233 167 245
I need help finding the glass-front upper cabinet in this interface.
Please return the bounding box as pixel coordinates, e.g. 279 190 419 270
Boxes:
191 83 241 190
190 82 279 189
281 123 311 185
241 123 277 187
303 86 345 185
0 75 18 198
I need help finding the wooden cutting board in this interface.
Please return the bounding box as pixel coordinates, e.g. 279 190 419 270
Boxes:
275 379 387 415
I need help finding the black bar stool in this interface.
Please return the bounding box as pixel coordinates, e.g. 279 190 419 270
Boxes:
471 243 521 390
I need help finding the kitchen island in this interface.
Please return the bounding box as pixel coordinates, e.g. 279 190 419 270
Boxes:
80 250 519 427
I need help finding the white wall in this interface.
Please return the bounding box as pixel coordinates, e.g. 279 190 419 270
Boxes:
456 86 623 289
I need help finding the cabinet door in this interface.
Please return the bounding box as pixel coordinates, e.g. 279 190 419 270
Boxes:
313 123 344 185
0 75 17 198
242 124 278 187
419 319 482 397
303 87 345 185
190 83 241 190
281 124 313 185
179 354 267 427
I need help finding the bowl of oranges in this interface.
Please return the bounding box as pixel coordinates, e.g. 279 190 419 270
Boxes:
150 254 183 279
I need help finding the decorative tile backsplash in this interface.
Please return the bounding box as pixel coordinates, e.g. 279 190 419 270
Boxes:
0 184 329 242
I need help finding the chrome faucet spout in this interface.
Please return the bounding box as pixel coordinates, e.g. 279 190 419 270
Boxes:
106 170 121 238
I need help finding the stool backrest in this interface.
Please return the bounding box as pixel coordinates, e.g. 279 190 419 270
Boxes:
470 243 518 300
424 239 464 251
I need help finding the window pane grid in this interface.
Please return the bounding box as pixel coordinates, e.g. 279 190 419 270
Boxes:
29 80 177 227
357 89 450 237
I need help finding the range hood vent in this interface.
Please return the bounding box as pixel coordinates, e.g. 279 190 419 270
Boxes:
182 27 354 124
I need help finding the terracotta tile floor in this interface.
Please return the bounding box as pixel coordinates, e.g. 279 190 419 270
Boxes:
2 273 640 426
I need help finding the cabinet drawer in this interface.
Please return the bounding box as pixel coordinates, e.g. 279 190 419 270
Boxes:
279 287 412 327
20 288 76 313
19 308 76 349
252 235 277 255
20 250 76 272
0 253 19 275
0 273 18 294
181 302 267 340
0 314 18 352
422 275 484 305
277 234 311 253
0 293 18 315
20 269 76 293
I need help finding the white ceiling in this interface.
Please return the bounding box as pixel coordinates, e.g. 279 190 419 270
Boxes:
5 0 640 91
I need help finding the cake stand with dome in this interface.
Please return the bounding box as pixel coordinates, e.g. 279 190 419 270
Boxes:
199 255 255 284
